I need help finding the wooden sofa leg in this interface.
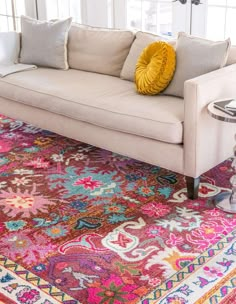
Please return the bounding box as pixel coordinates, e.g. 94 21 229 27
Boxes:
185 176 200 199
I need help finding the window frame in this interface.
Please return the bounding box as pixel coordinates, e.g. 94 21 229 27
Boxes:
0 0 37 31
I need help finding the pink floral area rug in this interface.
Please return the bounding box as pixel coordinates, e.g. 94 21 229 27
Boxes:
0 114 236 304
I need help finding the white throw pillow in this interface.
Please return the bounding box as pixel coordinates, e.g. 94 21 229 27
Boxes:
20 16 72 70
0 32 20 65
164 32 231 98
68 24 135 77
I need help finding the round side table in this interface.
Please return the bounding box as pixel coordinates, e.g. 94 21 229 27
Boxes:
207 101 236 213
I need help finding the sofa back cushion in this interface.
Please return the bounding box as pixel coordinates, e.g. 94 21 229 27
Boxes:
68 24 135 77
120 31 175 82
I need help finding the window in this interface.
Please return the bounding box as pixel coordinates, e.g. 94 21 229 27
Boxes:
114 0 190 37
0 0 26 31
0 0 187 36
0 0 81 32
206 0 236 43
126 0 173 36
38 0 82 22
2 0 236 44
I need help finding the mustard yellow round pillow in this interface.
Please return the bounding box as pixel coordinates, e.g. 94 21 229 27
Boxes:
135 41 176 95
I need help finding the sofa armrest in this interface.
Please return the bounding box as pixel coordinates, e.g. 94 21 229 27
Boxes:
184 63 236 178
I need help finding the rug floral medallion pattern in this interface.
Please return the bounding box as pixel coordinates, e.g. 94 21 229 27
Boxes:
0 115 235 304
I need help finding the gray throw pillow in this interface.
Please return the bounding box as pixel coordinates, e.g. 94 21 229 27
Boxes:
20 16 72 70
164 32 231 98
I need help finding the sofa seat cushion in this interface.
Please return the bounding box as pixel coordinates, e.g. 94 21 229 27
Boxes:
0 68 184 144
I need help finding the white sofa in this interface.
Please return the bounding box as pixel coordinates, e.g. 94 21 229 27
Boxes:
0 25 235 199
